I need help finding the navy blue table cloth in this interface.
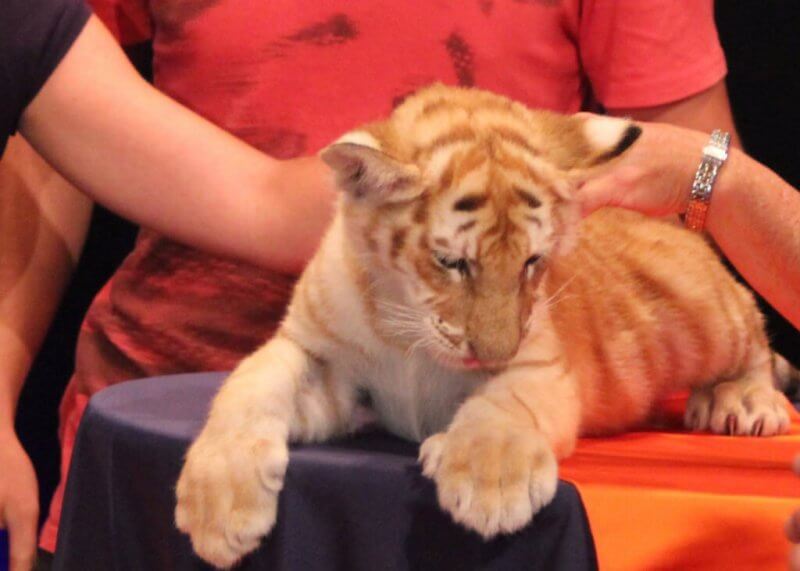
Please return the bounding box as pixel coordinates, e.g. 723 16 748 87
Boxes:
53 373 598 570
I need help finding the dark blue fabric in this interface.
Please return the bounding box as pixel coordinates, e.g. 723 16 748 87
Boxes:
0 530 8 571
54 373 598 571
0 0 90 155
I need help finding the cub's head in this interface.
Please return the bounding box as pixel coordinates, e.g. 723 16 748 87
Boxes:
320 85 639 369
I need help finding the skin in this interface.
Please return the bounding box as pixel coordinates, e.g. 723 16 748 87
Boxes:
0 137 91 571
0 13 741 571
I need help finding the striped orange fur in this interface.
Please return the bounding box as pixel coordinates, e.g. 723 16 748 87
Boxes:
175 85 791 568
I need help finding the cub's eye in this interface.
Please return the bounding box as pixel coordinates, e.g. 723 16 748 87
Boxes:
525 254 541 267
433 251 470 277
524 254 542 279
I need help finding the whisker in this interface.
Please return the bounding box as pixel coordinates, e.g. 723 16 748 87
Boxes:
406 336 435 359
541 275 576 309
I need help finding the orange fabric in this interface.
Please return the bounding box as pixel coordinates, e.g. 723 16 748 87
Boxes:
562 396 800 570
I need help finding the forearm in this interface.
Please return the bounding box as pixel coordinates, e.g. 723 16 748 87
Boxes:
20 16 333 273
0 137 91 430
707 150 800 329
0 333 33 431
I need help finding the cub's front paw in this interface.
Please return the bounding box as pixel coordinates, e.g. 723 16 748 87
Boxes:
175 430 288 569
419 425 558 539
685 381 790 436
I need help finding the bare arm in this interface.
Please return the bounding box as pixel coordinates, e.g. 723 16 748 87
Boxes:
20 16 335 274
0 136 92 571
577 121 800 330
0 136 91 420
707 147 800 329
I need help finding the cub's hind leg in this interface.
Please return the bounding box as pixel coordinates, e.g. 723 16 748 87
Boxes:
685 346 790 436
175 334 355 569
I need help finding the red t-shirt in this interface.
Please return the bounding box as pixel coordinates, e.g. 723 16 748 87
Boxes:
41 0 727 551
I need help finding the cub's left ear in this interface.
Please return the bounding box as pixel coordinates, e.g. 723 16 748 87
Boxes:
320 131 422 204
577 114 642 168
542 114 640 200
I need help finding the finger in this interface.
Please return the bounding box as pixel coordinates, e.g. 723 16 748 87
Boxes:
573 165 643 213
7 505 38 571
791 544 800 571
574 179 618 218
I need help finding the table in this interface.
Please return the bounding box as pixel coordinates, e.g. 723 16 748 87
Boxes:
53 373 598 571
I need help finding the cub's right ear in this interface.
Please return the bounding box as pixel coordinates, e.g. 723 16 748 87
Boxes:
580 114 642 167
320 131 422 204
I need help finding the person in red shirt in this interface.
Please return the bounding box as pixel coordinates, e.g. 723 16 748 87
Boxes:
1 2 741 569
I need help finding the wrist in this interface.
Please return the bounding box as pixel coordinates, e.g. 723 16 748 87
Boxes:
683 130 731 232
703 147 744 240
0 392 17 432
674 130 709 214
643 123 708 217
0 424 20 442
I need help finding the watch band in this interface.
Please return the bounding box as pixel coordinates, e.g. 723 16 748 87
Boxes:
684 129 731 232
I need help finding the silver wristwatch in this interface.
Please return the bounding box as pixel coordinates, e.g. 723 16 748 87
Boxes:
684 129 731 231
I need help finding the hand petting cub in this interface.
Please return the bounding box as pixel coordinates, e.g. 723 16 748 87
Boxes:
175 84 791 568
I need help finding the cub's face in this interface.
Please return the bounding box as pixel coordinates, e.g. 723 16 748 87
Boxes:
321 85 639 369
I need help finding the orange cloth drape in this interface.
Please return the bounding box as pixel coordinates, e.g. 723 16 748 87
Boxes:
562 395 800 570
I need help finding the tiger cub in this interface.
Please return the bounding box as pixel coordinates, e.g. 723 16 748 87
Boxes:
175 84 790 568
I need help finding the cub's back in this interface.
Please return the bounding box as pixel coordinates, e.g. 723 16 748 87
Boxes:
546 208 766 432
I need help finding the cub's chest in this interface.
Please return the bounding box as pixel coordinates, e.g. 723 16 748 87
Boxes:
357 351 486 442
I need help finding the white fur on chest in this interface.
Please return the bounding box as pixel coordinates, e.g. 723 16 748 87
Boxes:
358 350 486 442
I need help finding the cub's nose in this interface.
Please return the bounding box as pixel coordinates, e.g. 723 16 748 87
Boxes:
468 335 519 366
463 342 511 370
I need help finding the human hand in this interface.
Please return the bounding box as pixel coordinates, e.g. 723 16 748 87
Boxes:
575 120 708 219
0 432 39 571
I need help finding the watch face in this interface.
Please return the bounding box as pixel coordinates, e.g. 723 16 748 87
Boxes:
703 146 728 163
